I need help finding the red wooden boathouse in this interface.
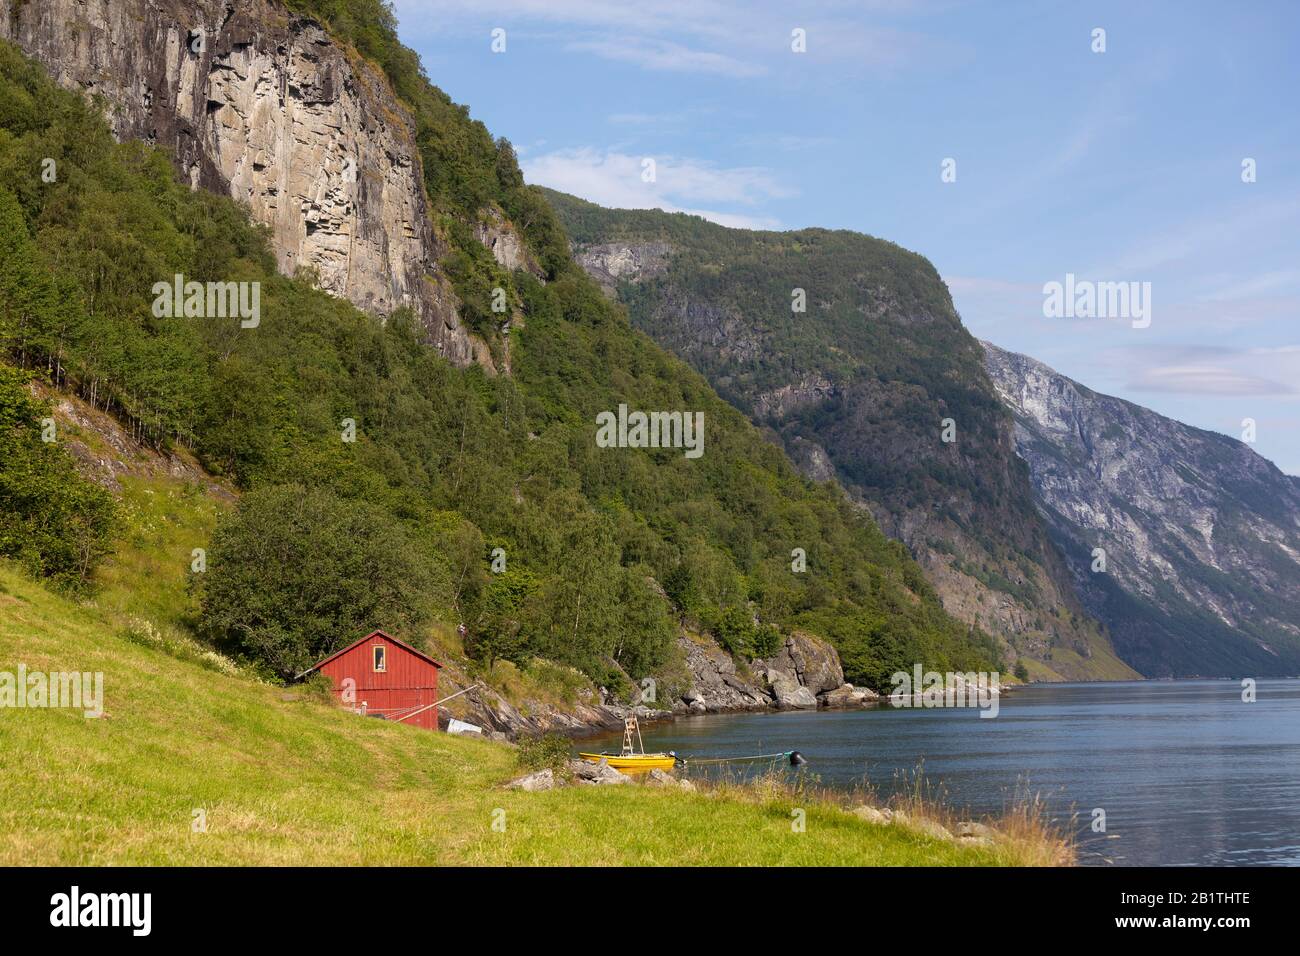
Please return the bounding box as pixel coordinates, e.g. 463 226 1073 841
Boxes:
300 630 443 730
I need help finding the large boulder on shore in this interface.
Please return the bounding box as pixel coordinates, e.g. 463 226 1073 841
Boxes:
765 669 818 710
569 758 630 785
955 821 996 844
852 805 888 825
912 818 954 841
507 768 555 792
647 768 696 791
680 688 708 714
758 631 844 696
820 683 880 708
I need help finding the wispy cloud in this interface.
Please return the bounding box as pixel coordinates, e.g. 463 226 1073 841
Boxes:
1107 344 1300 397
522 147 792 228
739 133 839 152
395 0 950 77
1127 365 1297 396
567 37 762 78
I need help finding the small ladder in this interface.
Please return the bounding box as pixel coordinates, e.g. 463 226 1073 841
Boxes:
621 713 645 756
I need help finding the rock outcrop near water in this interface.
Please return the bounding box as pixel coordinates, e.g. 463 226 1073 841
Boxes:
0 0 476 363
436 628 876 739
675 631 877 714
983 342 1300 676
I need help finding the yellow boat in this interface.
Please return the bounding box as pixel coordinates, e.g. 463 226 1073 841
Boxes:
576 752 678 772
578 714 679 773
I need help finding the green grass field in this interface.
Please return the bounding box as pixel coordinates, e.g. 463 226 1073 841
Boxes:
0 560 1070 865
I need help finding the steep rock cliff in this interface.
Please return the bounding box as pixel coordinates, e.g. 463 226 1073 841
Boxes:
1 0 476 362
984 342 1300 677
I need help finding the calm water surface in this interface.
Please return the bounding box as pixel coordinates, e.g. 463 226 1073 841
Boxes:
583 680 1300 866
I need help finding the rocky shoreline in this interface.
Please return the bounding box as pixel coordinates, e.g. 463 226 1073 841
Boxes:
437 629 881 741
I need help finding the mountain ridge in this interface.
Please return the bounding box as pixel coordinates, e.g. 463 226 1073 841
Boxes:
983 341 1300 677
544 189 1135 681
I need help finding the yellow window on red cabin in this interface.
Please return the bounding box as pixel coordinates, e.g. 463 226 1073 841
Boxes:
372 645 386 672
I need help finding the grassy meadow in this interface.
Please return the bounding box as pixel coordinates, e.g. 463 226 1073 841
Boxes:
0 558 1072 865
0 397 1069 866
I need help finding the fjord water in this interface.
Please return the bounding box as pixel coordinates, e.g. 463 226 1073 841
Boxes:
589 680 1300 866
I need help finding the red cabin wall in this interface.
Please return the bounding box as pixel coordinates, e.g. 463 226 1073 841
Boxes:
317 634 440 730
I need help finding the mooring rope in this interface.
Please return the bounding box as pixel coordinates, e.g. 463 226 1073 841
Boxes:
679 750 798 766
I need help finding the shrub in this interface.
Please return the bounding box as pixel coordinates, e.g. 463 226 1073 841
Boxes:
515 733 571 774
751 623 784 659
0 364 115 589
714 606 756 657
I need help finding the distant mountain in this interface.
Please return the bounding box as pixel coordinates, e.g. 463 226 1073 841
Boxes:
545 189 1137 681
983 342 1300 677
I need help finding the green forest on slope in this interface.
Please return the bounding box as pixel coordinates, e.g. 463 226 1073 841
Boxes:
0 25 1000 692
543 190 1126 676
544 190 1037 542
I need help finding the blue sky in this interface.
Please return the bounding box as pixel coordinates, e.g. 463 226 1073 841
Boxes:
393 0 1300 474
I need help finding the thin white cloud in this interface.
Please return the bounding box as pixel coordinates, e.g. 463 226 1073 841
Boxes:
1128 365 1297 396
737 133 839 152
522 147 790 228
567 37 763 78
947 271 1300 401
944 275 1041 299
1102 344 1300 398
677 208 784 230
394 0 950 76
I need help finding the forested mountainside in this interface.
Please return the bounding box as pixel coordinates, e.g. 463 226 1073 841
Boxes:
0 0 1002 696
984 343 1300 677
546 191 1134 681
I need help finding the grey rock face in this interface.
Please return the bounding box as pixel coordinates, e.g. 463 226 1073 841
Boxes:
764 670 818 710
752 376 838 420
475 207 542 276
676 628 853 712
756 631 845 696
574 242 672 295
786 436 837 483
983 341 1300 676
676 635 772 711
1 0 474 364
